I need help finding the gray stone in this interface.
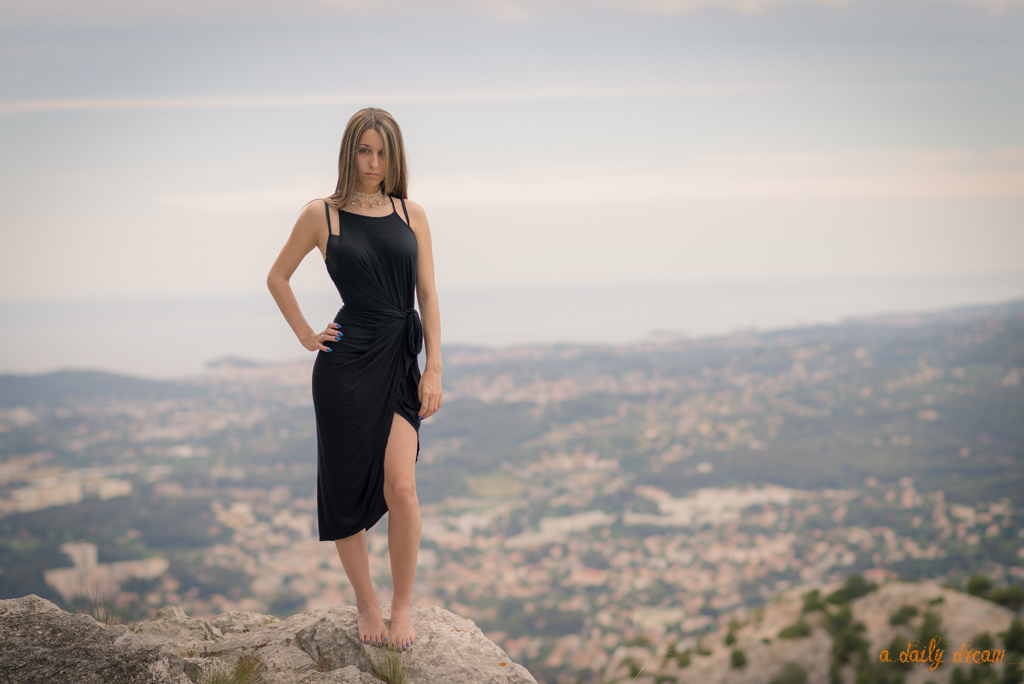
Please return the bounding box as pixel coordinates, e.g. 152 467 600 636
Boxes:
0 595 190 684
134 605 224 656
209 610 278 635
0 595 537 684
0 594 63 617
181 656 221 683
300 665 381 683
377 604 537 684
245 642 320 684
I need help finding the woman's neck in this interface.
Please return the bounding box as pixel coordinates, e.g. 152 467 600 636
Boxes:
354 183 383 195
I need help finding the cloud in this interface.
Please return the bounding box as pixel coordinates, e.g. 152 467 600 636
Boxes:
150 186 318 213
146 148 1024 212
1 0 1020 27
0 84 783 115
1 78 944 116
412 148 1024 204
142 149 1024 219
584 0 1023 15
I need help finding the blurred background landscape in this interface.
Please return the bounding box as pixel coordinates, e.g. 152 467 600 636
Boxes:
1 0 1023 682
1 301 1023 683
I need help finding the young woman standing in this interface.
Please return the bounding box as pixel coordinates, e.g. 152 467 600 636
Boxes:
267 107 442 652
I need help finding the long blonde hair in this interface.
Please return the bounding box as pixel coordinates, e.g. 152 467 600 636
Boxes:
327 107 408 209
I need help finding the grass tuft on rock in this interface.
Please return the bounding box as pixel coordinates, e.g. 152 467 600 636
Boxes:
202 653 267 684
64 575 143 628
368 645 411 684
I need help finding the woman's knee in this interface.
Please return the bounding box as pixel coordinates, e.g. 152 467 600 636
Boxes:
384 479 417 508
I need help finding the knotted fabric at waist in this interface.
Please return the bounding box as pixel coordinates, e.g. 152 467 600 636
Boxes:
340 304 423 358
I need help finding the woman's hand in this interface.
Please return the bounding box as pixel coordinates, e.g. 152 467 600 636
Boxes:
302 322 342 352
418 367 442 419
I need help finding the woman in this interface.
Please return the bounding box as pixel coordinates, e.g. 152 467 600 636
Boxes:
267 107 442 652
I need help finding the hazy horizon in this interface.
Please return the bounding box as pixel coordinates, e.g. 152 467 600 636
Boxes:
1 0 1021 379
2 270 1023 380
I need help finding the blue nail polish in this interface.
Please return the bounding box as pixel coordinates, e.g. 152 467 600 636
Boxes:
334 336 341 341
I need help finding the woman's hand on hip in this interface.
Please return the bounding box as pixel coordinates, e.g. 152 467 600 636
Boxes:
303 322 342 352
418 368 442 420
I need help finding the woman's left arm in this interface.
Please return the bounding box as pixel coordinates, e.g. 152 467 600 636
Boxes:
408 200 442 420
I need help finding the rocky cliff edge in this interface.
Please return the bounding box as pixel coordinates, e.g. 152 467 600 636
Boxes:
0 595 537 684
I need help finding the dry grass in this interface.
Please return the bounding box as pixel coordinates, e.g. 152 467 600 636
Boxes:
368 644 411 684
202 653 267 684
63 574 143 628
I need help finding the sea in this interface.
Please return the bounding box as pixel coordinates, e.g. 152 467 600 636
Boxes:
2 272 1023 380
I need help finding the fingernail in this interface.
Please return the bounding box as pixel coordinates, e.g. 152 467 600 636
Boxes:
334 336 341 341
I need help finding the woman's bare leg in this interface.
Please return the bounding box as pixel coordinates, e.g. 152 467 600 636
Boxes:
334 530 387 646
383 413 420 650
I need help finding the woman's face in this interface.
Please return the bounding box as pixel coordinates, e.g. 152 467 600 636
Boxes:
355 128 386 191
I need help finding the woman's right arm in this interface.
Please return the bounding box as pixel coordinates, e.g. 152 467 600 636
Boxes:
267 200 336 352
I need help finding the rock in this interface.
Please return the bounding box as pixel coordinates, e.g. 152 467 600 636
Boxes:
0 595 191 684
245 642 322 684
209 610 277 635
0 595 537 684
379 604 536 684
300 665 380 683
0 594 63 617
134 605 224 656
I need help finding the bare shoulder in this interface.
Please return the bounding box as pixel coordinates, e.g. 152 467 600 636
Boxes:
299 198 330 223
403 198 429 229
293 198 329 236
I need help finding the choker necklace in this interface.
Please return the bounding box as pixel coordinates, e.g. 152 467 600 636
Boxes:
351 189 388 211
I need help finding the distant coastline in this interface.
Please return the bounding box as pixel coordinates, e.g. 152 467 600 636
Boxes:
2 271 1023 380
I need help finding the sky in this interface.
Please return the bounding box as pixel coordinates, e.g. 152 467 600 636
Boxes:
1 0 1023 375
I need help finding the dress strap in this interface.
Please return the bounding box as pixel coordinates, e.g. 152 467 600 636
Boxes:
399 198 410 226
323 199 333 235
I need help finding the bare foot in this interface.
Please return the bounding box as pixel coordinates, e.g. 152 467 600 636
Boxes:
388 605 416 651
357 607 387 647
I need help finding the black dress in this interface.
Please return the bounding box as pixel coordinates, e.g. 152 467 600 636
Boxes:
311 197 422 541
